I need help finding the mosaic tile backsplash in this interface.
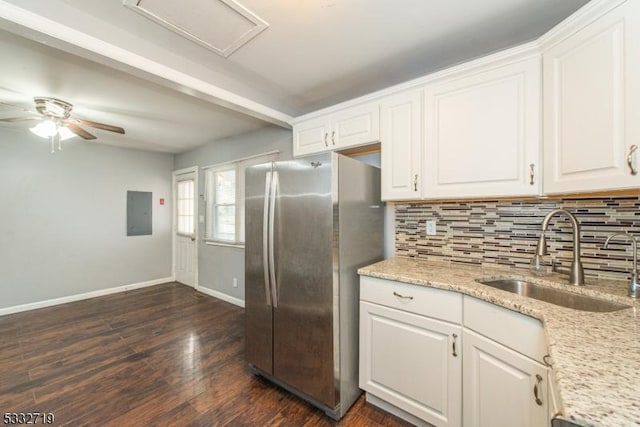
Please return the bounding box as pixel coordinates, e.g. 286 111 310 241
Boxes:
395 197 640 280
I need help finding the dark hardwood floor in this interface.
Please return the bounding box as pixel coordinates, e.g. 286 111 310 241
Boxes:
0 283 412 426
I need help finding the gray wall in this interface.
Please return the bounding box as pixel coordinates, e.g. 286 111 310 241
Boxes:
0 128 173 309
174 125 293 301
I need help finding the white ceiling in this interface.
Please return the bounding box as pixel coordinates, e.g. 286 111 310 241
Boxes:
0 0 590 152
0 30 267 153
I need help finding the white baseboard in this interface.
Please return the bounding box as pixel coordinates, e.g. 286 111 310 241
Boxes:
196 285 245 308
0 276 175 317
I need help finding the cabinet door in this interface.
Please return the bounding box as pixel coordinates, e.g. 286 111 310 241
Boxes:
331 102 380 149
543 1 640 193
463 329 547 427
293 116 331 157
380 89 423 200
360 301 462 427
423 57 541 198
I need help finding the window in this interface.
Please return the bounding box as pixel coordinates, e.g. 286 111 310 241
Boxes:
204 152 278 244
211 167 236 241
176 179 195 236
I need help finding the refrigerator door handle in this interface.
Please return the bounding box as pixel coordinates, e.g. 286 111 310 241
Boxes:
262 171 272 306
268 170 279 308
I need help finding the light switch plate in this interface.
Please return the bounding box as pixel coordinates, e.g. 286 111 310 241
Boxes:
426 220 437 236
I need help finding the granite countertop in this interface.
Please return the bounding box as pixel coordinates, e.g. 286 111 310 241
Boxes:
358 257 640 427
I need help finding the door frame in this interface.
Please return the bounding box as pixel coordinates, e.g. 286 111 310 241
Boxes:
172 166 199 287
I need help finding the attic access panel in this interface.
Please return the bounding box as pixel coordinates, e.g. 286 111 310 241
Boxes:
123 0 268 58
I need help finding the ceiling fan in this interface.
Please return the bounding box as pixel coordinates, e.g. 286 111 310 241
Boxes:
0 97 125 152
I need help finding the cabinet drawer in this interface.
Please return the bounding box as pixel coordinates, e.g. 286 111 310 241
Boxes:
463 296 546 363
360 276 462 324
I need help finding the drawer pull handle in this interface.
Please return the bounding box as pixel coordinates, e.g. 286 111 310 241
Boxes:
393 291 413 300
452 333 458 357
534 374 543 406
331 131 336 145
324 133 329 147
543 354 552 367
529 163 535 185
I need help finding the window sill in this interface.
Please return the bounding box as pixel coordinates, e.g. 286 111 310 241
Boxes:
204 240 245 249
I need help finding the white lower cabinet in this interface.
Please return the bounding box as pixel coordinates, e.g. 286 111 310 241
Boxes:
360 301 462 427
462 329 548 427
359 278 552 427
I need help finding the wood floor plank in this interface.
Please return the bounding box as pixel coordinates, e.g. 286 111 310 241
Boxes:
0 283 412 426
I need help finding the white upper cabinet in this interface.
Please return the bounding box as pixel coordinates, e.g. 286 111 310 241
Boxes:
293 116 332 157
423 57 541 198
292 102 379 157
331 102 379 149
543 0 640 194
380 89 423 200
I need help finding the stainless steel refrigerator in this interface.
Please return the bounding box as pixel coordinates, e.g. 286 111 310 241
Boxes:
245 152 383 419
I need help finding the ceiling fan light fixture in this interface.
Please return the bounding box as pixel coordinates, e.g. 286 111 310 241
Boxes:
29 120 76 141
58 126 76 141
29 120 57 138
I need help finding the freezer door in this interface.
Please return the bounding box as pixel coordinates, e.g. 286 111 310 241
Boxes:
245 162 274 374
271 155 336 407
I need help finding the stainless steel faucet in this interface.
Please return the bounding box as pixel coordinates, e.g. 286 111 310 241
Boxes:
604 232 639 298
534 209 585 286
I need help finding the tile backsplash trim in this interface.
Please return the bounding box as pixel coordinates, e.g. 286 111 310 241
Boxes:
395 197 640 280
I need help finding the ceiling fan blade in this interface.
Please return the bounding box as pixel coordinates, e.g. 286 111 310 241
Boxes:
65 123 96 140
0 116 41 123
0 100 29 110
75 119 125 134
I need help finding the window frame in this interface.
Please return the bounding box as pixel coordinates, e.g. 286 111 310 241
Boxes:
176 178 196 237
204 151 278 246
207 165 237 243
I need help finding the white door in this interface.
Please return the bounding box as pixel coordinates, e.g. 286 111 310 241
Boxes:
380 89 423 200
360 301 462 427
423 57 541 198
174 170 197 287
543 0 640 193
292 116 332 157
331 102 380 149
463 329 547 427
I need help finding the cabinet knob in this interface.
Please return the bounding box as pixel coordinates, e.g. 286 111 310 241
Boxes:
628 145 638 175
533 374 543 406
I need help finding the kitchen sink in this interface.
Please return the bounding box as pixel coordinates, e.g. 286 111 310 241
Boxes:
476 278 631 312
